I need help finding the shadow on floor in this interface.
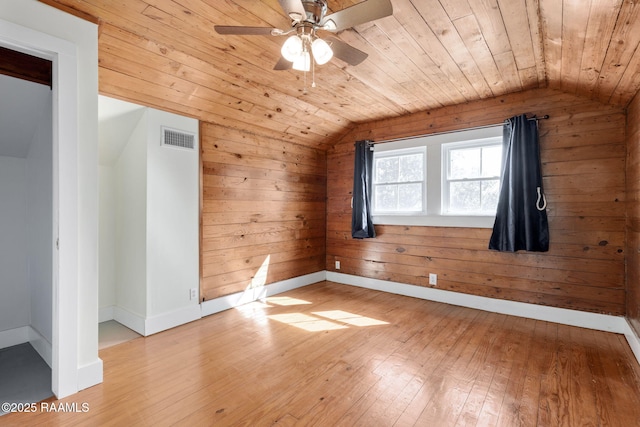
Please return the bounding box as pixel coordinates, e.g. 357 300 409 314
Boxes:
0 343 52 416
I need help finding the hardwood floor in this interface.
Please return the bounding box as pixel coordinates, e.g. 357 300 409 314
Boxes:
4 281 640 426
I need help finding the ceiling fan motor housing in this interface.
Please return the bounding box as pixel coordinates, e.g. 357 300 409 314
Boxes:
302 0 328 24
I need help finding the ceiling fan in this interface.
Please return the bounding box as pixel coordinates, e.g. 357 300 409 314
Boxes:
214 0 393 72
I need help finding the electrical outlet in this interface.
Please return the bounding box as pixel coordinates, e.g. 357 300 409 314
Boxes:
429 273 437 286
190 288 197 300
335 260 341 270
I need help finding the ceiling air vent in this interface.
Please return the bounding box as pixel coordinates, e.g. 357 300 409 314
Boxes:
161 126 196 150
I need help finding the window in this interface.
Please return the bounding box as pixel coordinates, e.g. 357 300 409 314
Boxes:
371 126 502 228
373 148 426 214
442 140 502 215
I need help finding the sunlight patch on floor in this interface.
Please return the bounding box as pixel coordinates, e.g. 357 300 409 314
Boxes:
267 308 389 332
266 296 313 306
313 310 389 327
268 313 348 332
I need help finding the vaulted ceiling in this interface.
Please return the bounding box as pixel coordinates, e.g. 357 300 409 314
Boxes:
41 0 640 150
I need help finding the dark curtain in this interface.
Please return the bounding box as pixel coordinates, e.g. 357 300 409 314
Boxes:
351 140 376 239
489 115 549 252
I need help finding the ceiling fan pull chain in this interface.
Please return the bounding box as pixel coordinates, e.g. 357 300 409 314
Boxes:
312 56 317 88
303 69 308 95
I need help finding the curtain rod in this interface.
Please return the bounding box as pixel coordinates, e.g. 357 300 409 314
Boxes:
364 114 550 146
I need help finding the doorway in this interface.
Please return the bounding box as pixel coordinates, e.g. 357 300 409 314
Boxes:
0 52 54 411
0 13 89 398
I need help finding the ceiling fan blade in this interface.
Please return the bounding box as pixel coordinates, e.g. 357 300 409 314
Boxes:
321 0 393 32
278 0 307 22
325 36 368 66
214 26 276 36
274 56 293 70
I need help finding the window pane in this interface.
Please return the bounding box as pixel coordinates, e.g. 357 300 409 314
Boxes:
398 183 423 211
449 181 481 212
398 153 424 182
375 184 397 211
450 148 480 179
481 179 500 212
375 157 398 183
481 145 502 177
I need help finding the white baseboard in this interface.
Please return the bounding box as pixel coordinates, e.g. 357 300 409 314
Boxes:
28 326 52 368
327 271 640 367
98 305 115 323
0 326 29 350
145 304 201 336
201 271 326 317
0 326 52 368
623 321 640 365
112 306 146 336
77 358 103 392
327 272 627 333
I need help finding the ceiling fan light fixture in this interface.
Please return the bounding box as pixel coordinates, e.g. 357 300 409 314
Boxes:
288 12 304 22
281 35 303 62
322 19 337 31
292 50 311 72
311 38 333 65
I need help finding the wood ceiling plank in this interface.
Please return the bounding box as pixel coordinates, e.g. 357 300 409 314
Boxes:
497 0 536 70
394 0 479 101
100 77 334 148
374 17 465 106
411 0 493 98
99 36 341 142
575 0 622 99
329 30 424 113
559 0 591 94
494 50 522 89
524 0 547 85
595 0 640 104
538 0 562 89
608 48 640 107
453 14 507 96
518 66 540 90
357 24 444 108
468 0 524 93
38 0 640 142
176 2 404 123
100 2 360 142
100 24 359 131
468 0 512 55
440 0 473 21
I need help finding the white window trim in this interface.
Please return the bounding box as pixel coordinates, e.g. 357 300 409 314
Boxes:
372 146 427 215
372 125 502 229
441 137 502 216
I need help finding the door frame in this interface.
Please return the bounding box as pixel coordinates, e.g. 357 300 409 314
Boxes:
0 18 79 398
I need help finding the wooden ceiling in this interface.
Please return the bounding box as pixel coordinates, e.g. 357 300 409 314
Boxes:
41 0 640 150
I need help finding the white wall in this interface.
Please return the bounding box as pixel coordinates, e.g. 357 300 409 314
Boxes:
114 111 148 319
26 91 53 343
146 109 199 319
98 165 116 312
0 0 101 397
0 156 29 332
98 98 199 335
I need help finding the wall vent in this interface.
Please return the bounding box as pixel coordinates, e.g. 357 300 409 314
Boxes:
161 126 196 150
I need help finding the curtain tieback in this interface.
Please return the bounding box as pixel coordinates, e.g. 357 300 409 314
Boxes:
536 187 547 211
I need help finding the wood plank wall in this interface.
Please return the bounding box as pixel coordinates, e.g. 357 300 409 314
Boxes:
200 122 326 300
627 91 640 334
327 88 626 315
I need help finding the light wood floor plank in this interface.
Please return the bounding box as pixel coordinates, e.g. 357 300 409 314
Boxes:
3 281 639 426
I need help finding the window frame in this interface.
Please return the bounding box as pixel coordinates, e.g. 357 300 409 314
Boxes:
371 125 503 229
371 146 427 216
441 137 503 216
